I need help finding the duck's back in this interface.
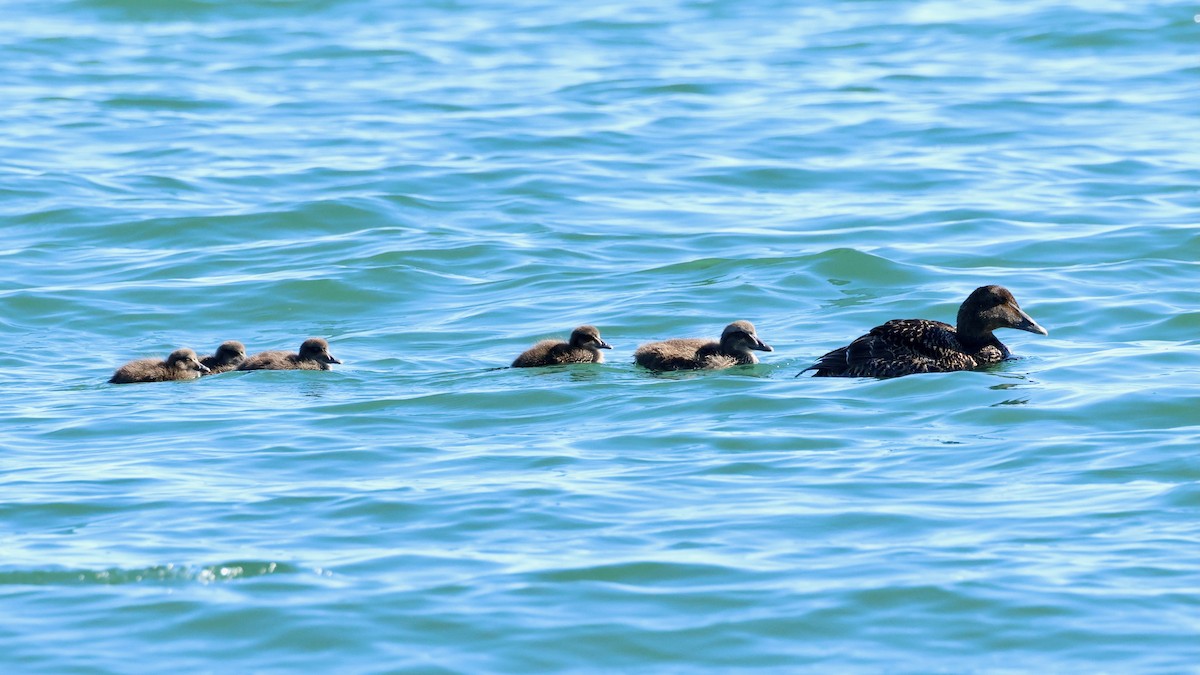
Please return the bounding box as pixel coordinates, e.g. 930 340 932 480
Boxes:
634 338 714 371
511 340 562 367
109 358 165 384
238 351 296 371
808 319 1002 378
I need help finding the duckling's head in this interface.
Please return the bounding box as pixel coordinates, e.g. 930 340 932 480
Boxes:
214 341 247 366
569 325 612 351
167 348 210 374
299 338 342 365
720 320 773 353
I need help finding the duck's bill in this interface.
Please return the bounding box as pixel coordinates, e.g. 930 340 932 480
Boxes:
1013 307 1049 336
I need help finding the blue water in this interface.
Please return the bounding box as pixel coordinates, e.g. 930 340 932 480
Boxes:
3 0 1199 671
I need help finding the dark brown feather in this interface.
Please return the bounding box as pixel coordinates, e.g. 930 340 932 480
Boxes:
802 285 1045 379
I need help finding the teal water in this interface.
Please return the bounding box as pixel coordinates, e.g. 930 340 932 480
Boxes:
3 0 1199 671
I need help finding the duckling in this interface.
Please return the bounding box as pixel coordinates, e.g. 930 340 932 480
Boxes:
109 348 210 384
800 285 1048 378
200 340 247 375
634 320 772 371
512 325 612 368
238 338 342 371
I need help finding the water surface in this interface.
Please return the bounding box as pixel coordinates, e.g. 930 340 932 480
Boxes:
2 0 1199 671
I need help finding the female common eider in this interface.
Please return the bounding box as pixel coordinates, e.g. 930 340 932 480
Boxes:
634 320 773 371
238 337 342 371
200 340 247 374
109 348 210 384
800 285 1048 379
512 325 613 368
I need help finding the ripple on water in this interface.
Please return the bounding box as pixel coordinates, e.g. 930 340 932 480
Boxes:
3 0 1200 671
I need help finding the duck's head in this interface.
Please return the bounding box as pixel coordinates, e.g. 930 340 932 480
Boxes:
958 285 1048 339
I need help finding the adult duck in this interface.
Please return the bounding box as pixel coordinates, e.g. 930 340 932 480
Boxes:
801 285 1047 378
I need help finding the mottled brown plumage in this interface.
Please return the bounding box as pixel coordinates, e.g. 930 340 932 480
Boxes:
634 320 773 371
512 325 612 368
238 338 342 371
109 348 210 384
801 285 1048 379
200 340 247 375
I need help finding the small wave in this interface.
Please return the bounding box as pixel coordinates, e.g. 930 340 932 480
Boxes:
0 561 299 586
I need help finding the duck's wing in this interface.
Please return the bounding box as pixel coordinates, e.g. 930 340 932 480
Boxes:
868 319 960 354
803 319 969 378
